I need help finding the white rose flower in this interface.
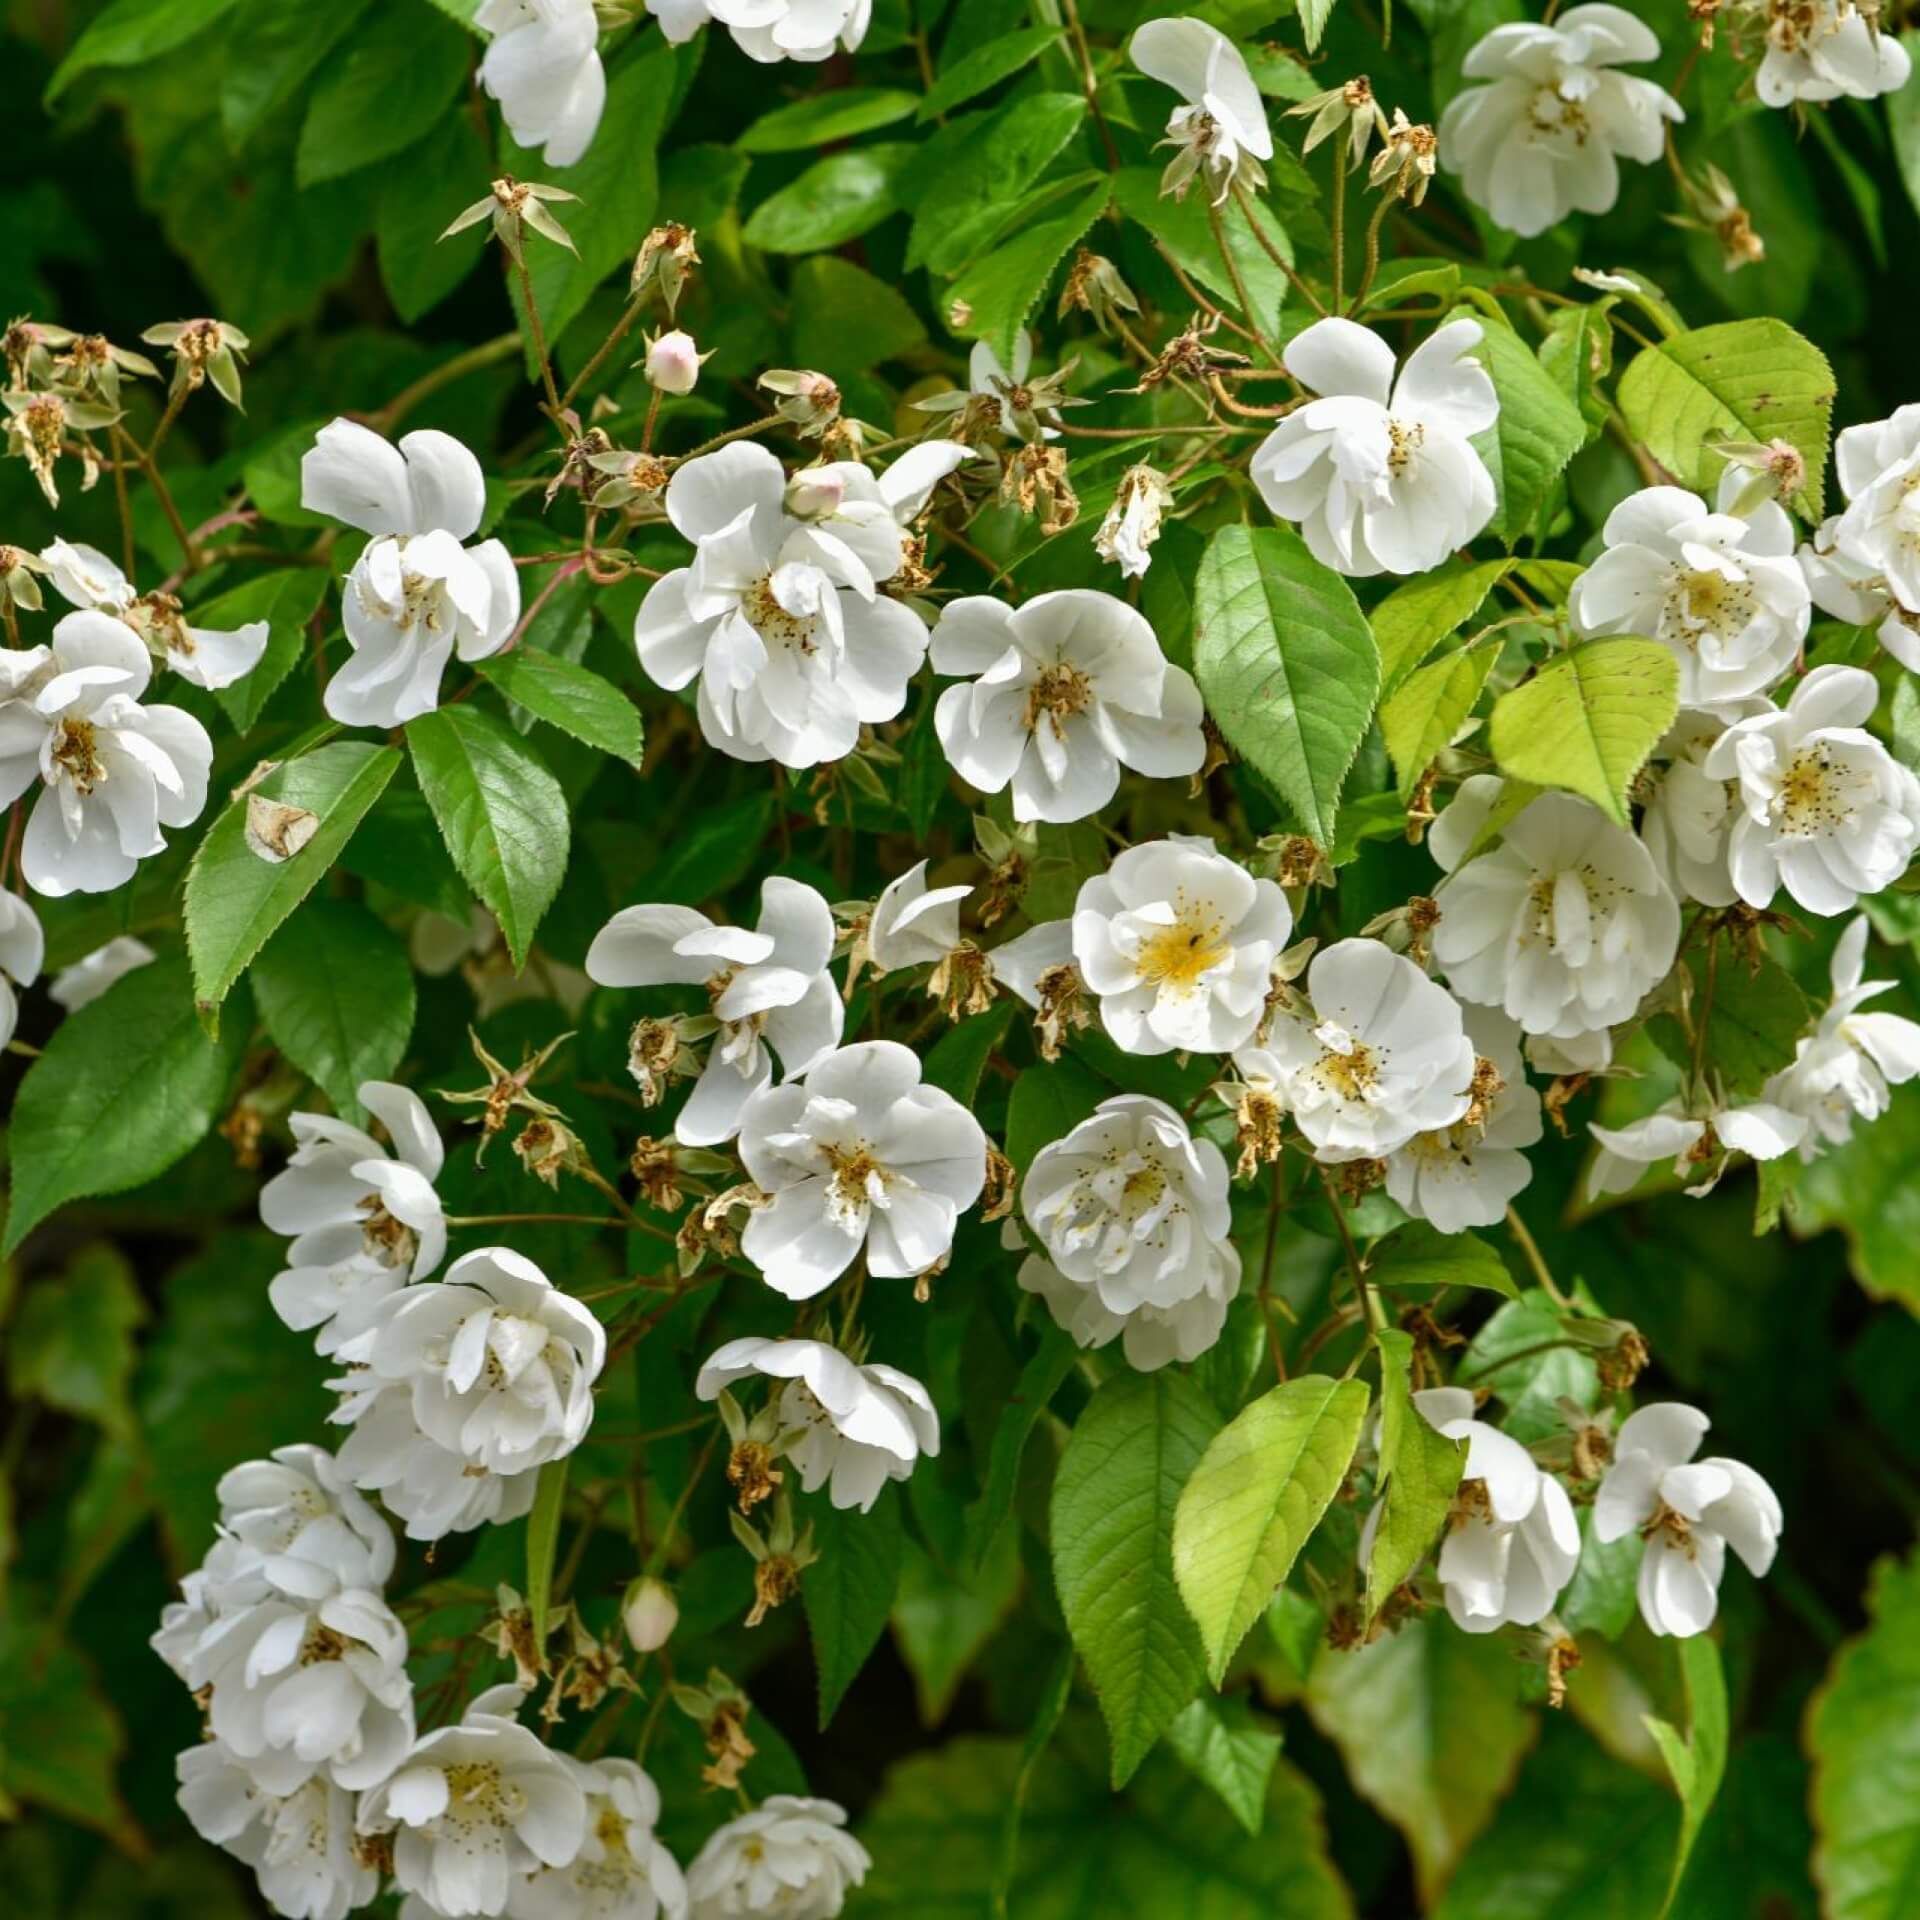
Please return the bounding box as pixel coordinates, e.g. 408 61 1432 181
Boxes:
177 1744 378 1920
673 0 869 63
684 1796 869 1920
783 441 976 587
0 611 212 896
1430 777 1682 1039
1383 1007 1543 1233
1798 515 1920 674
213 1443 398 1592
1765 915 1920 1155
736 1039 988 1299
867 860 970 975
47 932 154 1009
1250 317 1498 578
300 419 519 729
359 1690 588 1919
0 886 42 1049
931 589 1206 824
1591 1403 1782 1638
261 1081 449 1355
1265 937 1476 1159
1525 1025 1614 1078
695 1336 939 1512
1586 1095 1804 1200
508 1756 687 1920
1069 835 1292 1054
1703 664 1920 916
1129 17 1273 203
40 536 134 613
1639 712 1747 909
1018 1094 1240 1371
1757 0 1911 105
586 876 843 1146
1569 473 1810 711
1437 4 1684 238
1363 1387 1579 1633
479 0 606 168
1826 403 1920 612
632 443 928 769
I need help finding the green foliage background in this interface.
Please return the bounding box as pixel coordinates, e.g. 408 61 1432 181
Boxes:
3 1 1920 1916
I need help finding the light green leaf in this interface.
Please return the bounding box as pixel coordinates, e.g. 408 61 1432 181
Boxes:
1193 526 1380 848
1370 558 1511 694
1307 1613 1536 1906
525 1458 569 1646
919 26 1061 119
804 1484 905 1728
6 1246 146 1442
185 741 402 1018
1366 1329 1466 1621
1644 1635 1728 1919
788 255 928 378
1461 312 1588 546
221 0 377 143
1381 643 1499 799
1299 0 1339 52
477 648 646 769
4 957 250 1256
1538 299 1615 442
407 705 571 970
295 0 470 187
47 0 240 98
1487 639 1679 827
1163 1694 1284 1837
736 87 920 153
742 143 916 253
1112 168 1293 337
1172 1374 1370 1685
947 177 1109 368
1616 317 1836 519
198 567 327 734
1368 1222 1520 1300
1052 1371 1223 1785
252 898 416 1121
1889 34 1920 228
1456 1292 1599 1444
906 94 1088 275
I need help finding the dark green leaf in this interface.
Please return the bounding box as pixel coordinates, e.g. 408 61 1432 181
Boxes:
804 1484 906 1727
742 143 916 253
736 87 920 153
295 0 470 187
918 27 1061 120
220 0 376 143
198 567 327 734
477 647 647 769
48 0 239 98
6 1246 146 1441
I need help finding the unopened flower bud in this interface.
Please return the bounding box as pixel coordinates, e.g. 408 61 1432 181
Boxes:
622 1576 679 1653
784 466 846 519
758 368 841 439
644 329 704 396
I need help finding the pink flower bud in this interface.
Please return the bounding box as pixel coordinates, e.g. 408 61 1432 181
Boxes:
645 330 701 396
784 468 846 519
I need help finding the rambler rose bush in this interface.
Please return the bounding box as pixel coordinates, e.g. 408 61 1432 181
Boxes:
6 2 1920 1916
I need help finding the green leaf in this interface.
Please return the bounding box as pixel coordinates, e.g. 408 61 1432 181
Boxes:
1299 0 1339 53
1644 1636 1728 1919
295 0 470 187
6 1246 146 1442
1306 1612 1536 1906
1112 167 1293 337
252 898 416 1121
1381 643 1498 800
1193 526 1381 848
1053 1371 1223 1786
1368 1222 1520 1300
4 957 250 1256
788 256 928 379
1456 1292 1599 1444
920 1002 1016 1106
965 1322 1078 1570
0 1621 135 1844
477 648 646 769
185 741 402 1018
525 1458 569 1646
1616 318 1836 519
408 705 571 969
1461 312 1588 547
1370 558 1511 694
1163 1694 1284 1837
220 0 377 143
1786 1084 1920 1308
1810 1546 1920 1920
736 87 920 153
1538 299 1615 442
920 26 1061 118
1172 1374 1370 1685
198 567 327 734
378 112 492 324
1699 952 1810 1096
906 94 1088 275
804 1484 906 1728
1890 33 1920 227
1366 1329 1466 1621
742 143 916 253
642 789 775 907
1006 1056 1108 1172
946 177 1110 368
1487 639 1679 827
47 0 240 98
891 1530 1022 1726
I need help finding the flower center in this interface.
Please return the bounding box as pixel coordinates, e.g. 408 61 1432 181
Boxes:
1024 661 1094 736
1642 1498 1698 1558
357 1195 417 1269
745 574 819 654
1669 567 1757 642
299 1622 351 1666
51 715 105 793
1774 746 1855 836
441 1762 525 1832
1385 417 1425 478
1310 1020 1381 1100
1133 906 1231 991
1530 87 1591 142
823 1142 886 1227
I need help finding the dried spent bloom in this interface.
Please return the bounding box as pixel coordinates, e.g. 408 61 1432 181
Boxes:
1094 464 1174 581
142 317 250 406
1287 75 1390 169
1367 109 1439 205
1131 16 1273 204
443 175 581 262
632 221 701 313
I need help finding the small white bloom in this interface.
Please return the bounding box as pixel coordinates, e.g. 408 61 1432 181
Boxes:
478 0 606 167
359 1691 588 1919
0 612 213 897
633 443 927 769
213 1443 399 1592
781 442 976 587
1525 1025 1614 1078
1586 1095 1804 1199
177 1744 378 1920
509 1756 687 1920
693 0 869 64
1384 1007 1543 1232
40 536 134 613
1363 1386 1579 1632
1827 403 1920 611
1069 835 1291 1054
1757 0 1912 106
1094 465 1174 580
932 590 1206 824
1251 317 1498 578
1129 16 1273 203
622 1577 679 1655
261 1081 449 1354
868 860 971 975
736 1040 988 1299
1569 473 1810 711
1704 664 1920 916
1592 1403 1782 1637
1265 937 1476 1159
1765 914 1920 1154
1019 1094 1240 1371
1798 516 1920 675
47 932 154 1010
586 876 843 1146
301 419 519 729
1430 777 1682 1039
645 329 704 396
696 1336 939 1512
1438 4 1684 238
0 886 42 1049
1639 712 1749 909
684 1796 869 1920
